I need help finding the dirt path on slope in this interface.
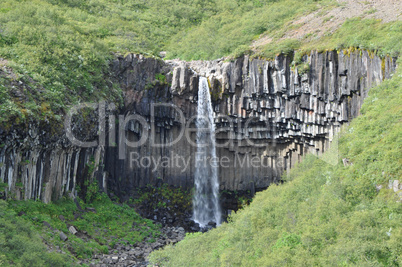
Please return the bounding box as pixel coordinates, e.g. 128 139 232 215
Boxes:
252 0 402 49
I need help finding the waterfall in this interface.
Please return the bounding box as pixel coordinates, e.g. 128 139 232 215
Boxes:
193 77 222 227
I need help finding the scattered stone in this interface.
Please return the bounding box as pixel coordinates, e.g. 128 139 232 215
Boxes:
59 215 65 221
68 192 75 199
89 225 189 266
69 226 78 235
74 213 83 220
111 256 119 263
208 221 217 228
342 158 352 166
392 180 400 192
43 221 53 230
74 198 83 212
59 232 68 241
85 207 96 213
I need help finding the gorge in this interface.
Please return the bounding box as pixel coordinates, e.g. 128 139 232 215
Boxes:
0 0 401 265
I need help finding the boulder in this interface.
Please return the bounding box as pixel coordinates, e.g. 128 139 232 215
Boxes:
59 232 68 241
392 180 400 192
69 226 77 235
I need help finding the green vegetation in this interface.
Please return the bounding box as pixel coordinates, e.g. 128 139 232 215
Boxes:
0 0 215 125
165 0 333 60
1 0 401 126
149 64 402 265
0 200 71 266
258 18 402 59
1 182 193 263
305 18 401 57
0 0 334 125
8 193 160 259
129 183 192 212
1 0 401 265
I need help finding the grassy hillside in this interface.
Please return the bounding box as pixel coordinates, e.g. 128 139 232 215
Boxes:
163 0 334 60
7 193 161 261
0 200 71 266
258 18 402 60
0 0 212 125
0 0 332 126
1 1 401 265
0 0 401 127
149 63 402 265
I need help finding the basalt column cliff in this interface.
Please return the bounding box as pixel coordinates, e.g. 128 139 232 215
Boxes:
0 50 397 201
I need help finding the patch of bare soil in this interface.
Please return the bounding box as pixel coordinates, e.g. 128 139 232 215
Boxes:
252 0 402 49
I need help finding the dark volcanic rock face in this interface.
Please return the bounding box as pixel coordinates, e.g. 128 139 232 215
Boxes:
106 51 397 195
0 51 397 201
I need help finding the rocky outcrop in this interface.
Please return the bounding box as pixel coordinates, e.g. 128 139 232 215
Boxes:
45 226 186 267
108 50 396 192
0 50 397 201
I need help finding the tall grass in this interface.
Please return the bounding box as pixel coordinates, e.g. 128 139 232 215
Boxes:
165 0 332 60
9 193 161 259
149 63 402 266
0 200 71 266
0 0 216 125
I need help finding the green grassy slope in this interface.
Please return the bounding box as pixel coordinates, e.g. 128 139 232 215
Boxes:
7 193 161 260
0 0 333 126
0 200 71 266
0 0 214 125
1 1 401 264
163 0 334 60
0 181 192 264
149 65 402 265
259 18 402 60
1 0 400 127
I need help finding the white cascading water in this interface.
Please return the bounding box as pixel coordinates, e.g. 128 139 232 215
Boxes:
193 77 222 227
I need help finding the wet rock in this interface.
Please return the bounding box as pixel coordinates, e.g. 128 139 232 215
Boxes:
190 223 200 232
208 221 217 227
